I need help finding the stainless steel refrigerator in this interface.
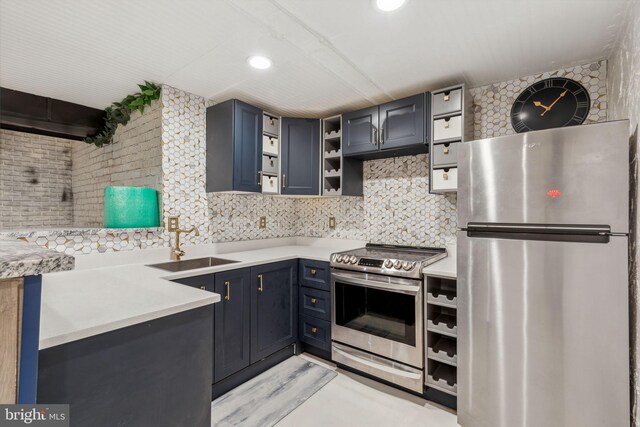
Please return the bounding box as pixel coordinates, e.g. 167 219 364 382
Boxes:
457 120 630 427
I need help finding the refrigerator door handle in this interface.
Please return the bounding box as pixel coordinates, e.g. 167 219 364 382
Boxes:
466 222 611 234
464 223 615 243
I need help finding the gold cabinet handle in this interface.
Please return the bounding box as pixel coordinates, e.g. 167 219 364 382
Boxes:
258 170 263 185
371 126 377 145
443 92 450 101
443 146 450 154
311 327 317 333
443 172 449 181
199 285 206 290
258 274 263 292
224 280 230 301
282 174 286 189
270 159 274 167
444 119 450 129
380 127 384 145
310 298 317 304
310 268 316 275
270 138 275 146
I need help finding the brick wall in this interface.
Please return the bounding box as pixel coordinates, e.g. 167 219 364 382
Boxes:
72 100 163 227
0 130 73 229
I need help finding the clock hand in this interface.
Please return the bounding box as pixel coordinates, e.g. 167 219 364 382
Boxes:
533 101 551 112
540 89 569 116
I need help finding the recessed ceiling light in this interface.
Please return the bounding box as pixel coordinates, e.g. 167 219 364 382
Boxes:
247 56 272 70
375 0 406 11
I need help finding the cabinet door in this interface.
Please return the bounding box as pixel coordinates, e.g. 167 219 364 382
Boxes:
233 100 263 192
379 93 425 150
281 118 320 195
250 260 298 363
213 268 251 383
343 106 379 156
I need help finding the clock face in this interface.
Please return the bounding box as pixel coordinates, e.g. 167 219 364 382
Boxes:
510 78 590 133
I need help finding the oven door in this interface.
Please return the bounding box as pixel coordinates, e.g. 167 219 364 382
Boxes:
331 269 423 368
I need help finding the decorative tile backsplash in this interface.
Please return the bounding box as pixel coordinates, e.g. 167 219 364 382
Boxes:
470 60 608 139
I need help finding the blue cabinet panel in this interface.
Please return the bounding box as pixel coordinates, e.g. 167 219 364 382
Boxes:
379 93 425 150
214 268 251 382
233 101 263 192
250 260 298 362
281 118 320 195
343 106 379 156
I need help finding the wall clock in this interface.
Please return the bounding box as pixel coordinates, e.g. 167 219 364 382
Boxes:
510 77 590 133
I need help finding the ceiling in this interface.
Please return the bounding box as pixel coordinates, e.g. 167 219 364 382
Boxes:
0 0 631 117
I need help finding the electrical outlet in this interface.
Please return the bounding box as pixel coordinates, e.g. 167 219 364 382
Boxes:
329 216 336 229
259 216 267 229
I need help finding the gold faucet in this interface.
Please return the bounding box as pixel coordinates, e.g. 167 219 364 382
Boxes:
167 215 200 261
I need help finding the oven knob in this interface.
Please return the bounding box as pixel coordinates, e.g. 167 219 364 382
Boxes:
393 260 402 269
403 261 415 271
336 255 343 262
330 254 337 263
349 256 357 264
384 259 393 268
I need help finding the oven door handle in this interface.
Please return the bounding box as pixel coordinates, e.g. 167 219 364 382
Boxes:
333 344 422 380
331 272 420 295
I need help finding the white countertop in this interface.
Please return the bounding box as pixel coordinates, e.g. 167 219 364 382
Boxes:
423 245 457 279
40 238 364 349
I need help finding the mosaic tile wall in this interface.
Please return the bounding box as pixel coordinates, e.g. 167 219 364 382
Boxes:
607 0 640 424
470 60 608 139
297 155 456 247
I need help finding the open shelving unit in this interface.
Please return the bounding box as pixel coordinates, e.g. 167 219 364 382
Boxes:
322 115 343 196
262 112 280 194
321 115 363 197
424 275 458 409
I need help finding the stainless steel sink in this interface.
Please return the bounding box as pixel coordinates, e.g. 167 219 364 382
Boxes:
148 257 239 272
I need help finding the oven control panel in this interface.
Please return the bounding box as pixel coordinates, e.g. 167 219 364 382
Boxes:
358 258 384 268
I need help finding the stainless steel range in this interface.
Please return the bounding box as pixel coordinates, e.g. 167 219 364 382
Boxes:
330 244 447 393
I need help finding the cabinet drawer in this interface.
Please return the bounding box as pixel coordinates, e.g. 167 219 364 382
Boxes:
432 142 458 167
432 88 462 116
261 175 279 194
262 155 278 175
433 115 462 142
299 315 331 351
263 115 279 136
432 168 458 192
263 135 279 156
300 287 331 321
171 274 214 291
299 259 330 291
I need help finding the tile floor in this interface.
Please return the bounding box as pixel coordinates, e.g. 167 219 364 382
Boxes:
275 354 459 427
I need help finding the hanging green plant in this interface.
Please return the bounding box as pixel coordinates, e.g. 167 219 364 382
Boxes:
85 81 161 147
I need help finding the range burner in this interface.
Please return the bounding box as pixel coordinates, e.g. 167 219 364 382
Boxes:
330 244 447 279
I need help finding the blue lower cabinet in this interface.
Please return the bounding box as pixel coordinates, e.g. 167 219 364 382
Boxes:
300 286 331 322
213 268 251 382
250 260 298 363
299 315 331 352
299 259 330 291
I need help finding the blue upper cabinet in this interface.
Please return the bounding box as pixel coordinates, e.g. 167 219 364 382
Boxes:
206 99 263 193
379 93 425 150
343 94 428 159
343 106 379 156
281 118 320 195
